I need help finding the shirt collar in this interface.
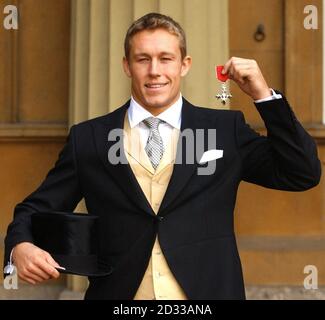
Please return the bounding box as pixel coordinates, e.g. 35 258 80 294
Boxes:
128 94 182 129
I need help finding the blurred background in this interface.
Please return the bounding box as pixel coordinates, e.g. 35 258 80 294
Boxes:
0 0 324 299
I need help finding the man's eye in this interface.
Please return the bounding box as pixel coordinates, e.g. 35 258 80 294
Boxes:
161 57 172 61
138 58 149 62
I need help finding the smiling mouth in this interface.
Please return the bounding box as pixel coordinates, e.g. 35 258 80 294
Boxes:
145 83 168 89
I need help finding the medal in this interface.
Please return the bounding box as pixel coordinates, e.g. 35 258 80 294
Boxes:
215 65 232 105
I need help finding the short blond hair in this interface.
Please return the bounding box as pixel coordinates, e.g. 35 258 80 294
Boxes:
124 12 187 60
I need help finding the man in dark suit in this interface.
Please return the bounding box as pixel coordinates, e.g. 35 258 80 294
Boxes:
4 13 321 299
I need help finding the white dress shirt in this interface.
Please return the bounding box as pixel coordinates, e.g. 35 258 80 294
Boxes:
254 89 282 103
128 94 182 151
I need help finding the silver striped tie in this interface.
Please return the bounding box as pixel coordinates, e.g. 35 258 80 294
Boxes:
143 117 165 170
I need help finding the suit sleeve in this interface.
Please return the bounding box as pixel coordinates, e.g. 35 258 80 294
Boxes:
3 125 83 268
235 95 321 190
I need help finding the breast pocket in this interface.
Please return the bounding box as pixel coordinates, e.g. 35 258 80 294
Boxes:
196 155 225 177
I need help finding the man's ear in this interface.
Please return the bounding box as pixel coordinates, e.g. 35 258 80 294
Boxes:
181 55 192 77
123 57 132 78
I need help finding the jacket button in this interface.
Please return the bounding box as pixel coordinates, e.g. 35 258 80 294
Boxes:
158 216 164 221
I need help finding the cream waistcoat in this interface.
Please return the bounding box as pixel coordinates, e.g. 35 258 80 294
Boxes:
123 114 187 300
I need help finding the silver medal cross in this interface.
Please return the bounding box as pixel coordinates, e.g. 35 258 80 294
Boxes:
216 83 232 105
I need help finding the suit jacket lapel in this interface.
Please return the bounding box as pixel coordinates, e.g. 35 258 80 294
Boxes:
92 101 155 217
159 98 205 215
123 114 156 175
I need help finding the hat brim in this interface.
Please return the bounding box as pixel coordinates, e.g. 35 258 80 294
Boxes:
52 253 114 277
55 266 113 277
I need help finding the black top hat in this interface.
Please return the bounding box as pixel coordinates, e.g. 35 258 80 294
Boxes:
31 211 113 277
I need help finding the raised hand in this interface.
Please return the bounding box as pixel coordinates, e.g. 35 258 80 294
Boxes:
223 57 271 101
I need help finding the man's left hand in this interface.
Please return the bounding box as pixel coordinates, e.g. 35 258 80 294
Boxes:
223 57 271 100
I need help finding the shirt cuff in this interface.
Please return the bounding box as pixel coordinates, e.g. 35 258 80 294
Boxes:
254 89 282 103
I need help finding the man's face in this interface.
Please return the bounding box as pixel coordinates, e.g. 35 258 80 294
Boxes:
123 28 192 115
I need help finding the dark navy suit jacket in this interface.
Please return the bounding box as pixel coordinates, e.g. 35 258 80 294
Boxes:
4 95 321 299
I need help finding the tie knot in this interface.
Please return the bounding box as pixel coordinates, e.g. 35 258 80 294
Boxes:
143 117 164 130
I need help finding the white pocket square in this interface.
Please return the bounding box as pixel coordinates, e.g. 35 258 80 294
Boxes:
199 149 224 164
